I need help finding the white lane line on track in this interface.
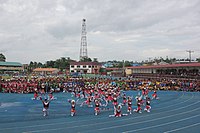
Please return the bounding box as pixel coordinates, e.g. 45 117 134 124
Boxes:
123 114 200 133
153 91 184 105
81 105 200 132
153 92 192 110
0 93 198 131
22 102 200 133
163 122 200 133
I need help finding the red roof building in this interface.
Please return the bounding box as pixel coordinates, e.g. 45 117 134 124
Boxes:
33 68 59 75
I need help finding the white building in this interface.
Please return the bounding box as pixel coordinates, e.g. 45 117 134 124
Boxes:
70 62 101 74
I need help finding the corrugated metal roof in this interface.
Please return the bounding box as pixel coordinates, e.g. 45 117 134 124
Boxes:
106 68 122 71
0 61 22 67
126 63 200 69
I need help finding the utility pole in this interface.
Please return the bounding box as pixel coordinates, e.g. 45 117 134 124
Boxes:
186 50 194 62
122 60 125 77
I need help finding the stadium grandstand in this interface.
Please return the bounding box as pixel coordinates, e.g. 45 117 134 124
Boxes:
126 63 200 79
0 61 23 75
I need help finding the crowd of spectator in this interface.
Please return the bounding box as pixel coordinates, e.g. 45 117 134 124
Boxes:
126 78 200 91
0 76 199 93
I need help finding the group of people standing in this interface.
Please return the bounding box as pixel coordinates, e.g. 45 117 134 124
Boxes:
35 79 159 117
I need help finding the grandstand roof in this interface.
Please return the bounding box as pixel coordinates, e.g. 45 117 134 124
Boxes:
0 61 23 67
126 63 200 69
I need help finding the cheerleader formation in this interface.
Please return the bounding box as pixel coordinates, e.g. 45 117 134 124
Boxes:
32 81 159 117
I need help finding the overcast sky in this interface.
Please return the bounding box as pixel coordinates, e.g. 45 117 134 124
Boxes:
0 0 200 64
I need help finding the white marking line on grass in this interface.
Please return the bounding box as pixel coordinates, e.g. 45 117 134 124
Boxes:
163 122 200 133
1 95 198 131
123 114 200 133
23 103 200 133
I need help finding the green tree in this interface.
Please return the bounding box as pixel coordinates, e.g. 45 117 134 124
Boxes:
44 57 70 71
60 57 69 71
125 61 132 67
99 67 106 73
196 58 200 62
80 57 92 62
0 53 6 62
33 62 38 68
38 62 43 68
93 58 98 62
164 57 170 63
28 61 34 73
46 60 55 68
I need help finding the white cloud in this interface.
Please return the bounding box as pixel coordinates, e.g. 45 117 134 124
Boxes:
0 0 200 63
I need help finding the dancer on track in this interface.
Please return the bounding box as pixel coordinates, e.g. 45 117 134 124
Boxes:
152 90 159 100
144 97 151 112
32 89 39 100
94 99 101 115
68 99 76 116
109 104 128 117
134 97 143 113
40 97 52 116
127 96 132 114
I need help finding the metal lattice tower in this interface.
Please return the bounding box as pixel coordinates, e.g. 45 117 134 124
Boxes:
79 19 88 60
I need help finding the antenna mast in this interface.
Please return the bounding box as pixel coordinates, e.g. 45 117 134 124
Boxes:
79 19 88 61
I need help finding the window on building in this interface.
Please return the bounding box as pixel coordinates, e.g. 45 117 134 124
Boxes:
77 65 80 68
71 65 74 68
92 66 94 68
88 65 91 68
71 70 74 73
84 70 87 73
83 65 86 68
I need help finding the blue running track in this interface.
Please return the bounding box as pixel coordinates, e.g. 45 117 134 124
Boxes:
0 91 200 133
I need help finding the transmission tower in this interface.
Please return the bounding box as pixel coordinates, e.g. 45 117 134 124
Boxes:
79 19 88 61
186 50 194 62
